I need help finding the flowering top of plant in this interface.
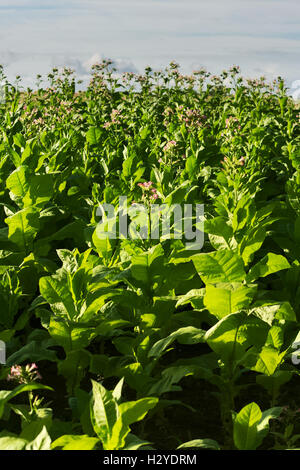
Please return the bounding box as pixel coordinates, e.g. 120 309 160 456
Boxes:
7 364 42 384
137 181 159 201
137 181 153 189
178 107 207 129
225 116 241 130
163 140 177 152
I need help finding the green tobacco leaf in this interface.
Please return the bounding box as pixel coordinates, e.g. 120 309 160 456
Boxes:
205 312 268 362
193 249 245 284
131 244 165 283
0 435 27 450
246 253 290 283
123 433 152 450
92 224 116 263
205 217 234 250
86 127 102 145
6 340 58 366
25 426 51 450
147 366 196 396
204 283 256 319
177 439 220 450
5 207 40 252
243 346 286 376
175 289 205 308
148 327 205 358
90 380 119 446
240 226 267 265
112 378 124 403
6 165 30 207
39 275 77 319
7 166 54 208
118 397 158 426
108 397 158 450
47 318 95 352
250 301 296 325
52 435 99 450
234 402 262 450
256 407 282 446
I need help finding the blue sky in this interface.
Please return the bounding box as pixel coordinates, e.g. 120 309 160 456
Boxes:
0 0 299 91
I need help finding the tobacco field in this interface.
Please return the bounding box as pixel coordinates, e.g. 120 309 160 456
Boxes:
0 62 299 450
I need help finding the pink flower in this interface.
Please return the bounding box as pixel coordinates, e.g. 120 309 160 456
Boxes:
7 364 42 384
163 140 177 152
138 181 153 189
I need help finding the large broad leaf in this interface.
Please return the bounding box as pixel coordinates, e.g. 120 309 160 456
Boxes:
250 301 296 325
0 436 27 450
107 397 158 450
92 222 116 264
6 165 30 207
243 346 286 376
240 226 267 266
7 165 54 208
6 340 58 366
246 253 290 283
90 380 119 446
52 435 99 450
131 244 165 283
233 402 262 450
147 365 196 396
39 274 77 319
148 327 206 359
255 407 283 446
28 174 54 207
118 397 158 427
25 426 52 450
204 283 257 319
86 127 102 145
204 217 233 246
205 312 268 362
242 325 286 375
5 207 40 252
193 249 246 284
176 289 205 309
47 317 96 352
234 403 282 450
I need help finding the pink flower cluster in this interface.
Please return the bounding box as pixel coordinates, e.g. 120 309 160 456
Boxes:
162 107 174 117
224 116 241 135
225 116 241 129
163 140 177 152
103 109 122 129
137 181 159 200
221 156 246 167
32 117 45 127
178 108 207 129
229 65 241 74
7 363 42 384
